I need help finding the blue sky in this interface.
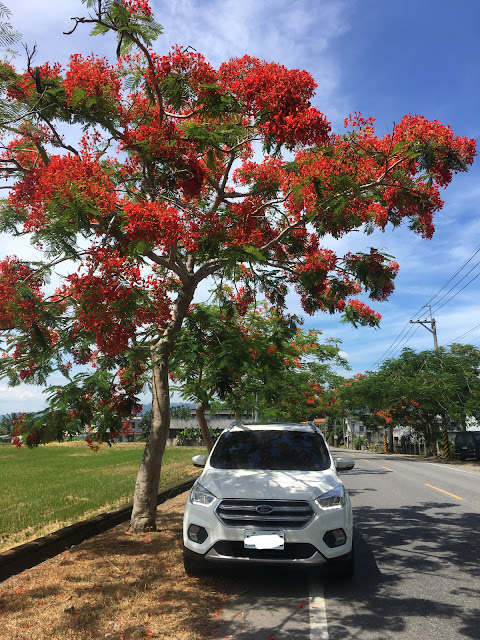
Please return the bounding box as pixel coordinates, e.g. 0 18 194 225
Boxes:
1 0 480 411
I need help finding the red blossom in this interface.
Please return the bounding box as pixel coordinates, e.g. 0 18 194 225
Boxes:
64 54 121 108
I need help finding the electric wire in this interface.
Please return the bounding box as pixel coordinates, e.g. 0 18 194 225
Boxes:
447 323 480 345
370 244 480 370
429 260 480 314
430 270 480 314
421 245 480 310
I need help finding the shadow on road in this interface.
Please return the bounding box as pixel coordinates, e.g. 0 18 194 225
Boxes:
322 502 480 639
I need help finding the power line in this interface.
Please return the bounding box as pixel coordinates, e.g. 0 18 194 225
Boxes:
431 271 480 314
447 322 480 345
371 321 411 369
429 260 480 314
422 245 480 310
369 244 480 370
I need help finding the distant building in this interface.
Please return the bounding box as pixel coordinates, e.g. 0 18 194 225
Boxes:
120 408 252 444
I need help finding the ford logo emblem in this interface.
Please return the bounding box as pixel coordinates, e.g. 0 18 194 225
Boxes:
256 504 274 514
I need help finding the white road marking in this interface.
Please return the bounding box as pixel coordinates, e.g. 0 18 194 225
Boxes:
309 578 329 639
425 462 480 477
401 459 480 477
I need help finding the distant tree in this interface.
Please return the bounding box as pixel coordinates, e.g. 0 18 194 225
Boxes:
137 409 152 441
339 345 480 455
256 332 348 423
170 404 192 420
138 404 192 440
0 412 19 435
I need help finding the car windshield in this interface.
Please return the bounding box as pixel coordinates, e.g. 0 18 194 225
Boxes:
209 430 331 471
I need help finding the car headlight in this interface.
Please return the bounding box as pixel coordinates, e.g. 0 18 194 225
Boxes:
315 485 345 509
190 482 216 506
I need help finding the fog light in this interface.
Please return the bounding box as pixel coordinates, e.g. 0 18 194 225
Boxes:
323 528 347 548
188 524 208 544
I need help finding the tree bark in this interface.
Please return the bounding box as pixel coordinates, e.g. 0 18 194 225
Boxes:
426 422 436 457
196 401 214 452
130 278 196 531
388 424 394 452
130 356 170 531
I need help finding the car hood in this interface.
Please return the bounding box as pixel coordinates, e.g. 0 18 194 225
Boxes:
198 466 341 501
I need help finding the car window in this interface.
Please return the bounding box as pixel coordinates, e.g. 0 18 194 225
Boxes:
209 430 331 471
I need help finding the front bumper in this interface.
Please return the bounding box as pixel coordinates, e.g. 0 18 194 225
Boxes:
183 493 353 567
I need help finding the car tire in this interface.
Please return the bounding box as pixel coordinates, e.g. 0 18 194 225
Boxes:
183 546 207 576
326 540 355 580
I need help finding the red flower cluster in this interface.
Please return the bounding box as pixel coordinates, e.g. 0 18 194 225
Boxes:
347 299 381 323
64 54 121 108
344 250 399 301
5 62 62 101
376 409 393 424
219 55 331 148
121 0 153 16
9 154 119 232
62 248 172 357
0 257 44 331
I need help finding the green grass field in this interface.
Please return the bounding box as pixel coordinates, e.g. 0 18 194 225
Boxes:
0 442 205 550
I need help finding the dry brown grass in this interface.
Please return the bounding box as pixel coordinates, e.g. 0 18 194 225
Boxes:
0 493 240 640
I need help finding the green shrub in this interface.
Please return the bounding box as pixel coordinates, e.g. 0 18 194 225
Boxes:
353 436 367 450
176 426 222 445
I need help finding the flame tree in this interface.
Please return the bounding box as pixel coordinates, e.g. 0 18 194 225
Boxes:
0 0 475 530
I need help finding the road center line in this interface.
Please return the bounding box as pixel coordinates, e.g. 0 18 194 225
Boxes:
382 466 395 472
309 579 329 639
425 484 463 500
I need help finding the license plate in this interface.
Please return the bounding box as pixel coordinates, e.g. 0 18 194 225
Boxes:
244 530 285 550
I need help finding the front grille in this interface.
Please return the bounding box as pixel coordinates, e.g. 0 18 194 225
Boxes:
213 541 317 560
215 499 314 529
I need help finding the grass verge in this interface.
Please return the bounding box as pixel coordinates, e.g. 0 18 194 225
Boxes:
0 443 206 552
0 492 240 640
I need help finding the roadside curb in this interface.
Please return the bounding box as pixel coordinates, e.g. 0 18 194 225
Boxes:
0 476 197 583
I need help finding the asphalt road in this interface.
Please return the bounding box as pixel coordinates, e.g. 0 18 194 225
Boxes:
214 451 480 640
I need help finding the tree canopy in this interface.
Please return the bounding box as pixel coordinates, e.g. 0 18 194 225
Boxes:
0 0 475 529
170 297 347 448
339 345 480 454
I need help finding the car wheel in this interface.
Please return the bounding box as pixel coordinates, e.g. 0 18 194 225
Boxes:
326 541 355 579
183 545 207 576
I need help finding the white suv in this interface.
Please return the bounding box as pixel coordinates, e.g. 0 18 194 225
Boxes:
183 423 355 577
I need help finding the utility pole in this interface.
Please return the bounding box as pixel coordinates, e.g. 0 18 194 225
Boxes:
409 306 438 351
410 307 450 458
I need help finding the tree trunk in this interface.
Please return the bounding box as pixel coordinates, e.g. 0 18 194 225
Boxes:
388 424 394 452
426 423 436 457
234 408 242 424
130 278 196 532
130 356 170 531
196 401 214 452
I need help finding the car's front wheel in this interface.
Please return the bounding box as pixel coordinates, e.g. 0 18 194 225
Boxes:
183 546 208 576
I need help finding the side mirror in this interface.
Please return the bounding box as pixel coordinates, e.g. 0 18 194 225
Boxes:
335 457 355 471
192 454 207 468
